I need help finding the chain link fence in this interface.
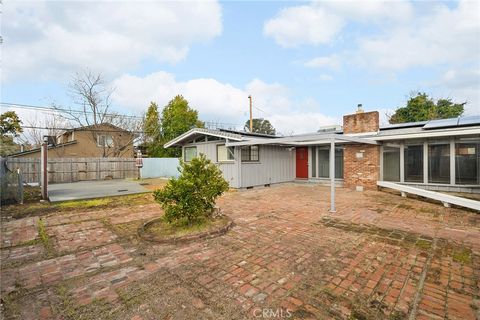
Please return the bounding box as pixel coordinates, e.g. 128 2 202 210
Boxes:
0 158 24 205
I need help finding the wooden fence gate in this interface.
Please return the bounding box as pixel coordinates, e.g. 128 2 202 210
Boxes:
4 158 137 184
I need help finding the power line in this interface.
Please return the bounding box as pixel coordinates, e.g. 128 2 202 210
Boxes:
253 105 272 117
20 125 145 134
1 102 144 120
3 102 244 129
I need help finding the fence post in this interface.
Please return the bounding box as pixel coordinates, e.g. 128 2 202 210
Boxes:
17 169 24 204
41 137 48 200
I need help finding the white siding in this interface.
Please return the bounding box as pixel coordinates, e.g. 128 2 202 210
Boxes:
240 145 295 187
218 163 238 188
182 140 239 188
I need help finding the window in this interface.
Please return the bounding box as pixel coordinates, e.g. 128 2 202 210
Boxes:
404 145 423 182
456 141 479 185
184 147 197 162
241 145 259 162
428 142 450 184
316 147 343 179
383 146 400 181
97 135 113 147
217 144 234 162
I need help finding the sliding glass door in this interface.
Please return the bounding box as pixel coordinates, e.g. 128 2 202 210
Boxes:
383 146 400 181
404 145 423 182
456 140 479 185
312 146 344 179
428 142 450 184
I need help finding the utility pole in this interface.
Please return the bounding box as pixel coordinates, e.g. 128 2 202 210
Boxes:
248 95 253 132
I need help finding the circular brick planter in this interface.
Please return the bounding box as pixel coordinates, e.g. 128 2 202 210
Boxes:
138 215 234 244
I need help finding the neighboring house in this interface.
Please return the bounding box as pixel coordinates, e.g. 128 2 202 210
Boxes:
165 110 480 193
9 123 135 158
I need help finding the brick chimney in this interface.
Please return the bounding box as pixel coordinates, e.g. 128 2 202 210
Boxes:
343 106 379 134
342 105 380 191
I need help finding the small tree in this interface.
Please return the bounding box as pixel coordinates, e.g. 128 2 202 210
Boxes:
0 111 23 156
153 154 229 225
244 118 276 135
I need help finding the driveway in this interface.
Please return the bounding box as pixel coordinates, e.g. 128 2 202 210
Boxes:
1 183 479 319
48 179 149 202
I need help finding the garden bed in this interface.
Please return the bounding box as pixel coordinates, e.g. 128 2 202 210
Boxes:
138 215 234 244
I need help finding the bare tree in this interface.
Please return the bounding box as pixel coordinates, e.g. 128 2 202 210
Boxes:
56 70 141 157
19 112 71 149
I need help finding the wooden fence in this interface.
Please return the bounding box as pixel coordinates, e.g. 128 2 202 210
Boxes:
5 158 138 184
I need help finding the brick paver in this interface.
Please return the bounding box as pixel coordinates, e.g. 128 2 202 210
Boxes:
1 184 478 320
1 217 39 247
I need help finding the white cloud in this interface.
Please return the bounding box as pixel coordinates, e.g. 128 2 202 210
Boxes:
263 4 344 47
434 68 480 115
263 1 413 47
2 1 222 82
111 71 336 134
267 1 478 73
304 55 341 69
356 1 480 71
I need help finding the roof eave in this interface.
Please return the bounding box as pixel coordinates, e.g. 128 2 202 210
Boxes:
163 128 243 148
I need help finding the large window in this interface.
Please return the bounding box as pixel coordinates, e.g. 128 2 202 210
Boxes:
456 141 479 185
184 147 197 162
404 145 423 182
241 145 259 162
315 147 343 179
97 134 114 147
383 146 400 181
217 144 234 162
428 142 450 184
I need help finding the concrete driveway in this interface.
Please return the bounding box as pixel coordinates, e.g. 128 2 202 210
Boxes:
48 179 149 202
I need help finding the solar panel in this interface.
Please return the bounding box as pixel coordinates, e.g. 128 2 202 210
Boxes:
380 121 427 130
458 115 480 127
423 117 459 129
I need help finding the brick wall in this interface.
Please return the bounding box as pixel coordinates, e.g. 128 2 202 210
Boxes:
343 145 380 190
343 111 379 134
343 111 380 190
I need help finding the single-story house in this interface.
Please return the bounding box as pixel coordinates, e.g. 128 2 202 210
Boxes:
9 123 135 158
164 109 480 193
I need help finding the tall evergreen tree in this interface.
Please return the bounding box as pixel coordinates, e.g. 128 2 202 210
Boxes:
159 95 204 157
143 102 162 156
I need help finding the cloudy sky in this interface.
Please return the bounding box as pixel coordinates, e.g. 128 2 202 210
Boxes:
2 0 480 134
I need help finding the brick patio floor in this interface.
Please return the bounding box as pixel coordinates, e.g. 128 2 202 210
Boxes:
1 183 479 319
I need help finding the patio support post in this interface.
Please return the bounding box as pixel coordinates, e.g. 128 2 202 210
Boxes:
329 137 336 213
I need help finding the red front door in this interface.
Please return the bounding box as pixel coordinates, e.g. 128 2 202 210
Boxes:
296 147 308 179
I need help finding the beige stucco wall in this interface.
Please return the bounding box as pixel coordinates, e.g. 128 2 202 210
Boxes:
12 125 134 158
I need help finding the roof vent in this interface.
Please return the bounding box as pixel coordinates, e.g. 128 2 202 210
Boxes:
356 103 364 114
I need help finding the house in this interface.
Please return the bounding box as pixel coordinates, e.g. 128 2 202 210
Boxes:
165 109 480 193
9 123 135 158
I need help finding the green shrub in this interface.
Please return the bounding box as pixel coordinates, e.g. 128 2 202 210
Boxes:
153 154 229 225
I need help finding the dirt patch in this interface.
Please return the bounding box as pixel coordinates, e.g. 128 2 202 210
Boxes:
1 193 155 220
139 216 233 244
